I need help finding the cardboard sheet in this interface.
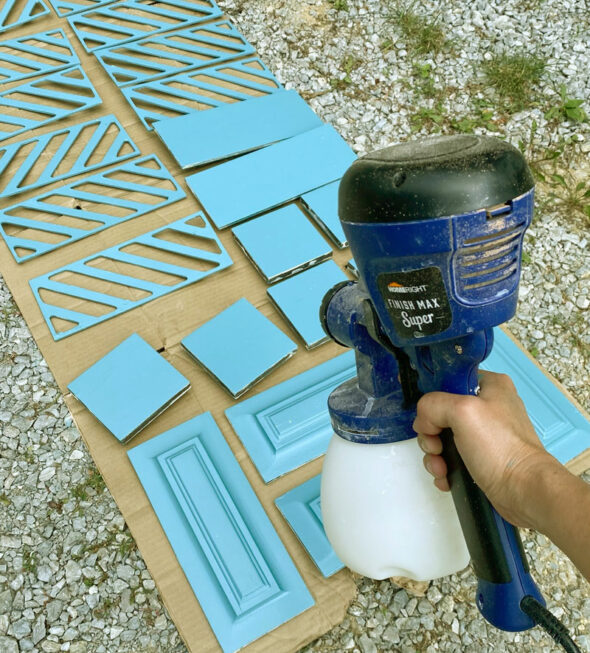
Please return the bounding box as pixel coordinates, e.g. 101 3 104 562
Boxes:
1 11 589 653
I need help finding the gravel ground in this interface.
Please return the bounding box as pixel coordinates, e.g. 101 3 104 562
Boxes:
1 0 590 652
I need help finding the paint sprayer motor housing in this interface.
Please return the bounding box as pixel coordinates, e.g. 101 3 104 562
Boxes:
319 135 580 650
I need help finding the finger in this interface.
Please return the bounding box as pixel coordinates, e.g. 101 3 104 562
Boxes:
417 433 443 455
434 477 450 492
414 391 465 434
423 453 447 479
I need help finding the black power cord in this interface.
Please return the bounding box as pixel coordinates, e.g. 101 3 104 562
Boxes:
521 595 582 653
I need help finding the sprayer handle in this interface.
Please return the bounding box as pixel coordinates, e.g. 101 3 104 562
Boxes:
440 428 545 631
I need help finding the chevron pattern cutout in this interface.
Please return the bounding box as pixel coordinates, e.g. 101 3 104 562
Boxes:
0 155 185 263
0 30 79 85
124 57 283 129
30 213 233 340
0 66 102 144
95 19 256 88
68 0 222 53
48 0 116 17
0 115 140 199
0 0 50 33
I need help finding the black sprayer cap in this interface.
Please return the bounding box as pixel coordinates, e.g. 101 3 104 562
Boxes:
339 134 535 223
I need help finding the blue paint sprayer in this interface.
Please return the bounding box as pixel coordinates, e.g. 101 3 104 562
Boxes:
320 135 580 651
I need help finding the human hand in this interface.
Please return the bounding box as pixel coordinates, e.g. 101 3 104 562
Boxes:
413 370 559 528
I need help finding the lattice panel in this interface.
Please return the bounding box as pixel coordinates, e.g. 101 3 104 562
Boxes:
0 0 50 34
0 30 80 85
0 66 102 144
0 115 139 199
95 19 256 88
48 0 116 17
0 155 185 262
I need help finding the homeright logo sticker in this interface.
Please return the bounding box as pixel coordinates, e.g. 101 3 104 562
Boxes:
378 268 452 339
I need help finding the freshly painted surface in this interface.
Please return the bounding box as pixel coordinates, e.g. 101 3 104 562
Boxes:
155 90 322 168
186 124 357 229
225 351 355 482
181 298 297 398
123 55 280 129
0 29 80 84
0 155 185 262
276 475 344 577
68 333 189 442
96 19 255 87
68 0 222 52
0 0 50 33
301 181 348 249
268 261 349 349
485 328 590 464
0 115 139 199
232 203 332 284
48 0 116 16
127 412 314 652
29 212 232 340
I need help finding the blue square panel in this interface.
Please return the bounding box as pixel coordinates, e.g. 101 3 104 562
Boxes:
68 333 190 442
232 204 332 284
128 412 314 653
268 261 349 349
186 124 357 229
301 181 348 249
276 475 344 578
155 90 322 168
181 298 297 398
225 351 355 483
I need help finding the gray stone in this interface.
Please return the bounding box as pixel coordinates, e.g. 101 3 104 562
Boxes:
32 614 46 645
65 561 81 584
0 635 18 653
0 589 12 614
45 600 63 624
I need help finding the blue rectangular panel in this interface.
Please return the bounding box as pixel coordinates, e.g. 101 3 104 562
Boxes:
268 261 349 349
155 90 323 168
225 352 355 482
484 328 590 465
68 0 222 53
48 0 115 17
0 115 139 200
232 203 332 284
186 125 357 229
1 155 185 263
68 333 190 442
276 475 344 578
0 0 50 33
96 20 256 87
0 30 80 85
181 298 297 398
0 66 102 144
301 180 348 249
29 212 233 340
123 56 281 130
128 412 314 653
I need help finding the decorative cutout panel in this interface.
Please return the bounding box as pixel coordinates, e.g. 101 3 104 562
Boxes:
0 66 102 144
124 56 282 130
0 0 50 34
29 212 232 340
225 352 355 482
95 19 256 88
0 115 139 200
68 0 222 53
128 412 314 653
48 0 116 17
0 29 79 85
1 155 185 262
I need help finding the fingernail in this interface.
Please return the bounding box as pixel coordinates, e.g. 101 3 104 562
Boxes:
423 456 432 474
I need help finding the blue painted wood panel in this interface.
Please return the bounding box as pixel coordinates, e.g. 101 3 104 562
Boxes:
484 328 590 465
186 125 357 229
181 298 297 398
301 180 348 249
267 261 349 349
0 115 139 200
232 203 332 284
48 0 116 17
68 333 189 442
0 30 80 85
128 412 314 653
225 351 355 482
276 475 344 578
155 90 323 168
68 0 222 52
0 0 50 33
